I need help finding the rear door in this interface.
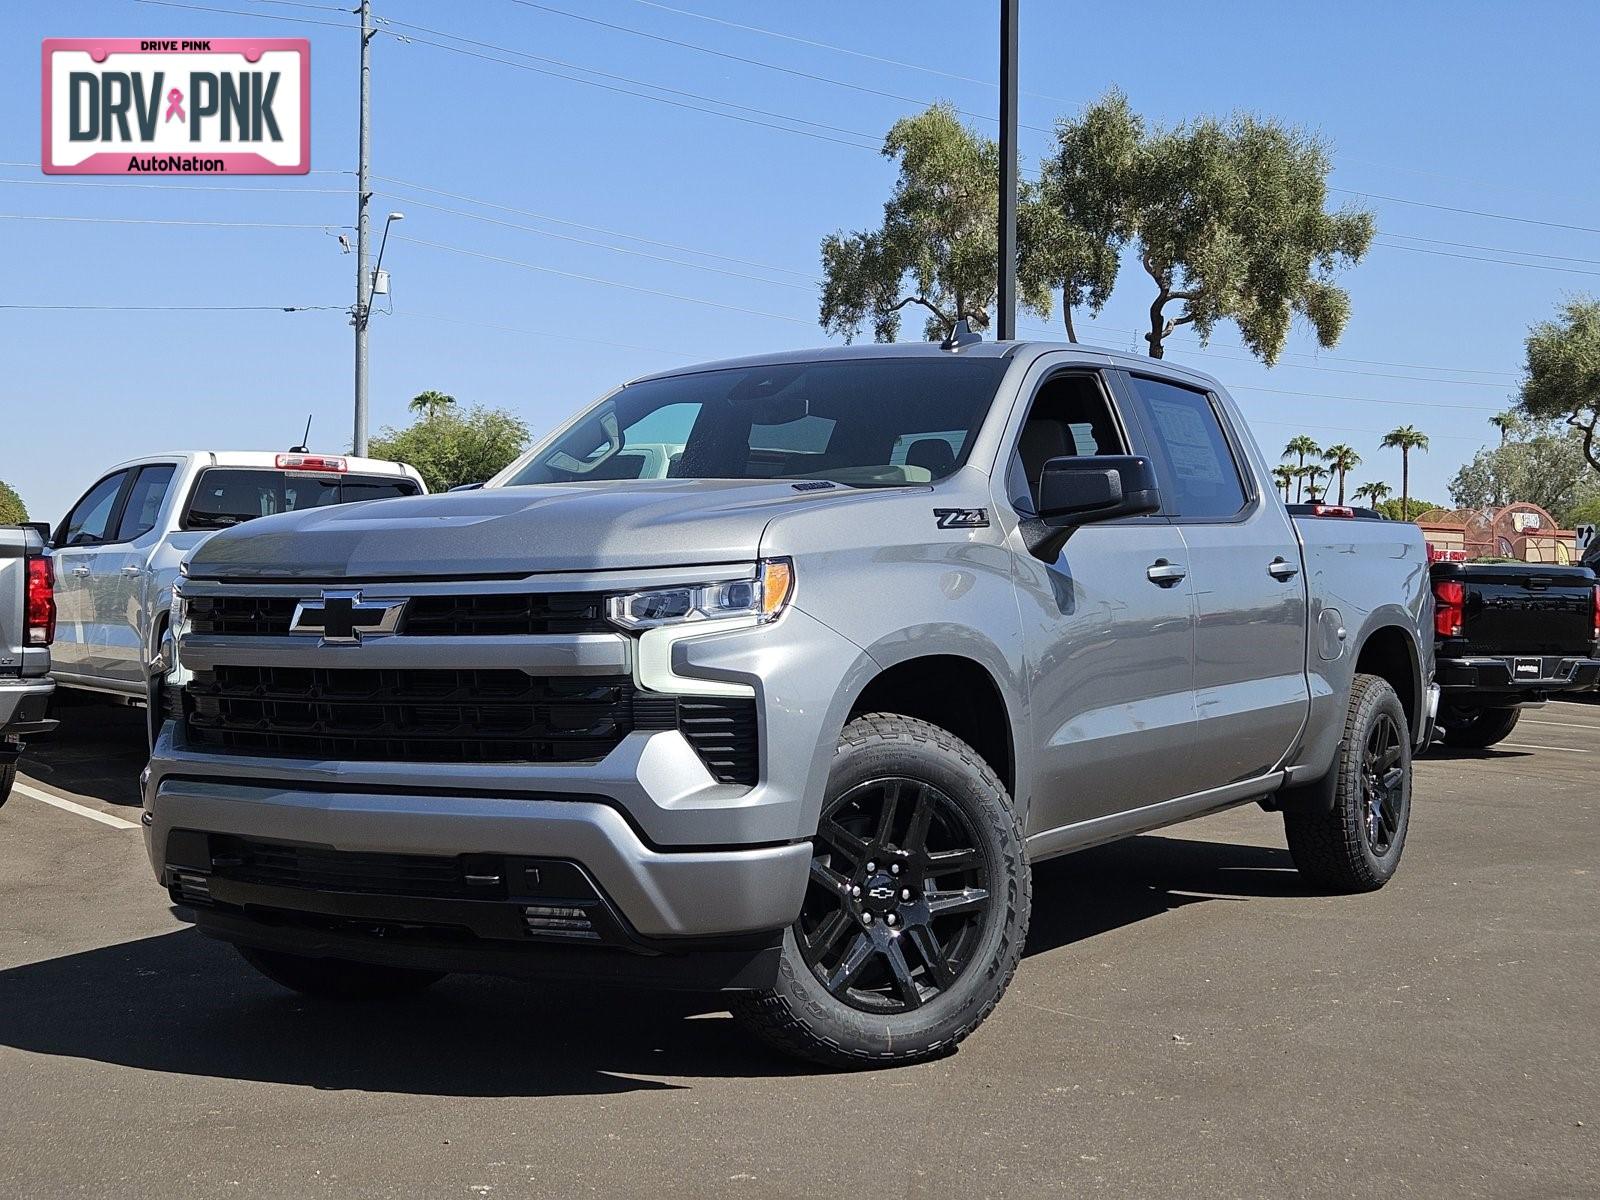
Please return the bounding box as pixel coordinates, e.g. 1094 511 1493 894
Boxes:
50 468 132 680
1117 372 1309 789
994 358 1197 833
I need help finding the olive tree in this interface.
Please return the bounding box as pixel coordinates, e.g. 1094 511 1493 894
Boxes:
1449 410 1600 524
0 479 26 525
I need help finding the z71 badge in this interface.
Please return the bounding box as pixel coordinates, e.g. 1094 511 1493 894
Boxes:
934 508 990 529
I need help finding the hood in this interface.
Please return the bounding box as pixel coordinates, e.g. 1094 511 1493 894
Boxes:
185 479 886 579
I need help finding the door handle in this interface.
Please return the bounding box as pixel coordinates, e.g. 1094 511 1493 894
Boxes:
71 564 91 577
120 564 143 577
1146 559 1187 587
1267 556 1300 581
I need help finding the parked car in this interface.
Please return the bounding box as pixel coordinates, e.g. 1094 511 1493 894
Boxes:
0 523 56 807
1430 560 1600 746
49 451 424 717
144 342 1434 1066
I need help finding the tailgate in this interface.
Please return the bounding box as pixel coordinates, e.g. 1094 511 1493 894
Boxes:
1444 564 1596 656
0 527 43 678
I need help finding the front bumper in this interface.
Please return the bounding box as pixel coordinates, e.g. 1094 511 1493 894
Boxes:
1436 655 1600 704
0 676 56 739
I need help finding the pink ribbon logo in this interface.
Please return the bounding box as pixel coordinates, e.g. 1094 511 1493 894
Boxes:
164 87 185 123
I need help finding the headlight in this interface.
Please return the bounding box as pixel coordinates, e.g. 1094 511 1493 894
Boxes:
607 558 794 630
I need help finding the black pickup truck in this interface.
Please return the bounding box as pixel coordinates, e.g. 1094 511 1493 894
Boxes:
1431 560 1600 747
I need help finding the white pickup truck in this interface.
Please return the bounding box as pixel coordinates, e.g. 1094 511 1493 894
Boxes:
49 451 424 708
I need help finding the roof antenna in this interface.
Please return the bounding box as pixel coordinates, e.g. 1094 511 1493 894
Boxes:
941 318 982 352
290 414 313 454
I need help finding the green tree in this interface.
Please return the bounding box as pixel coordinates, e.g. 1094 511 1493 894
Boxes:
1270 464 1295 502
1322 444 1361 506
1352 480 1392 509
0 478 27 525
1448 411 1600 523
369 402 531 493
1283 435 1320 501
1018 89 1141 341
1375 495 1439 523
408 389 457 420
1519 297 1600 472
1300 463 1330 503
820 104 999 342
1381 425 1430 520
1034 92 1375 362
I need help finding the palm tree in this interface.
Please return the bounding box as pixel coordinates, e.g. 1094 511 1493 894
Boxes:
1352 481 1392 509
1321 444 1361 506
408 389 457 421
1300 464 1331 503
1489 410 1516 447
1380 425 1430 520
1270 464 1296 502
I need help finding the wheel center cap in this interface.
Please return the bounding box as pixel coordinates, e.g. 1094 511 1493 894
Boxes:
861 871 899 915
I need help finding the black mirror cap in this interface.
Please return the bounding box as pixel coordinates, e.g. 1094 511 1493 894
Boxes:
448 481 485 492
1036 455 1161 525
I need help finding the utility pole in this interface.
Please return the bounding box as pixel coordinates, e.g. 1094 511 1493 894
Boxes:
352 0 373 456
996 0 1019 340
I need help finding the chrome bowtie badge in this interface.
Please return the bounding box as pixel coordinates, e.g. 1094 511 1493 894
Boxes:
288 590 406 644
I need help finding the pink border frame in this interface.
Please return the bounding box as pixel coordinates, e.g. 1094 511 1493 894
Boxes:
41 37 310 174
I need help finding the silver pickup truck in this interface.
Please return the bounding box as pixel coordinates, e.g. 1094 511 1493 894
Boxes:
1 523 56 807
50 451 423 716
145 341 1436 1066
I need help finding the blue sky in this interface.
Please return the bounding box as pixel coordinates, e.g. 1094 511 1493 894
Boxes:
5 0 1599 521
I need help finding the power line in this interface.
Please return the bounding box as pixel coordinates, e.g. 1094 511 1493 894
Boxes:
0 212 350 230
1379 231 1600 268
394 309 695 360
1225 382 1500 413
0 175 347 195
376 17 882 150
1334 185 1600 238
392 233 814 324
1373 237 1600 279
374 174 815 279
134 0 355 30
1 302 342 311
504 0 1055 136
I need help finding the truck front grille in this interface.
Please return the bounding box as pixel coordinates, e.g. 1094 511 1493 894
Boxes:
186 592 612 637
184 666 647 763
182 666 759 782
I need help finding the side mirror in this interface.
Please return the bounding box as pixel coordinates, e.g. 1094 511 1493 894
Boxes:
448 482 484 492
1036 455 1161 526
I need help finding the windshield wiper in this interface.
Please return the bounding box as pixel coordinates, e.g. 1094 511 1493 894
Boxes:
186 512 246 529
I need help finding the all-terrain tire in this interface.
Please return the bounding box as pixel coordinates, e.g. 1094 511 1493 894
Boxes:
237 946 445 999
1439 706 1520 749
731 713 1030 1068
1285 673 1412 893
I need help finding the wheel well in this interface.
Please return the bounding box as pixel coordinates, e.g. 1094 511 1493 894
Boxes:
1355 626 1419 737
847 655 1015 794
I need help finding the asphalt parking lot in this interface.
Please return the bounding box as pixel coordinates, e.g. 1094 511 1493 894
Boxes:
1 700 1595 1199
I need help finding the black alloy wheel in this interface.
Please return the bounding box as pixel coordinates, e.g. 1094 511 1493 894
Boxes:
800 776 992 1013
1362 711 1406 857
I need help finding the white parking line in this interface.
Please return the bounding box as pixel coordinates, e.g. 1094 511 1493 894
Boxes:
1523 719 1599 732
1498 742 1591 754
11 781 140 830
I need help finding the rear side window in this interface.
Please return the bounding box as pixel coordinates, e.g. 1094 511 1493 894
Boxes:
114 463 176 542
1127 375 1248 519
183 469 419 530
57 470 129 547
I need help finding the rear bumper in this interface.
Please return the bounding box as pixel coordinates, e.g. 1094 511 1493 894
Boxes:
1436 655 1600 705
0 676 56 739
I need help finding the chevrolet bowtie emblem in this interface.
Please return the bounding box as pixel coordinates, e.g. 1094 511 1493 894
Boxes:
288 590 406 644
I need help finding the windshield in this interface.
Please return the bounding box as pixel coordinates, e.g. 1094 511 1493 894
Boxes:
183 469 419 530
502 358 1010 489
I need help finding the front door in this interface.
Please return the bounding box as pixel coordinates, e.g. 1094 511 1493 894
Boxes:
1118 372 1309 789
995 363 1197 835
50 468 131 681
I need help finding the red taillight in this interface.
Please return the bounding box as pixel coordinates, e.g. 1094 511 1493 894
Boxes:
1311 504 1355 517
275 453 347 473
1592 584 1599 641
1433 579 1464 639
24 555 55 646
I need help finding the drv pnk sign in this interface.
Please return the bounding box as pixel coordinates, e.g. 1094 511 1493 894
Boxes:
42 39 309 174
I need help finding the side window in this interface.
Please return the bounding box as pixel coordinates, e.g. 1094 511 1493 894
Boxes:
113 463 176 542
1127 375 1248 519
1007 373 1128 510
57 470 129 548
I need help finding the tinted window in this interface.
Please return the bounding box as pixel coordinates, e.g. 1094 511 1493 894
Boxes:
114 463 176 542
183 470 419 529
58 471 129 547
505 358 1010 489
1129 375 1247 518
1009 373 1128 509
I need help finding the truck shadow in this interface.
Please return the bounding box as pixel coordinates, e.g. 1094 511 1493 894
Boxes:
0 834 1301 1094
20 698 146 807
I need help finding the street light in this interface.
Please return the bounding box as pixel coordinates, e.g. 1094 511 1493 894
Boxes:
372 211 404 295
352 210 403 456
